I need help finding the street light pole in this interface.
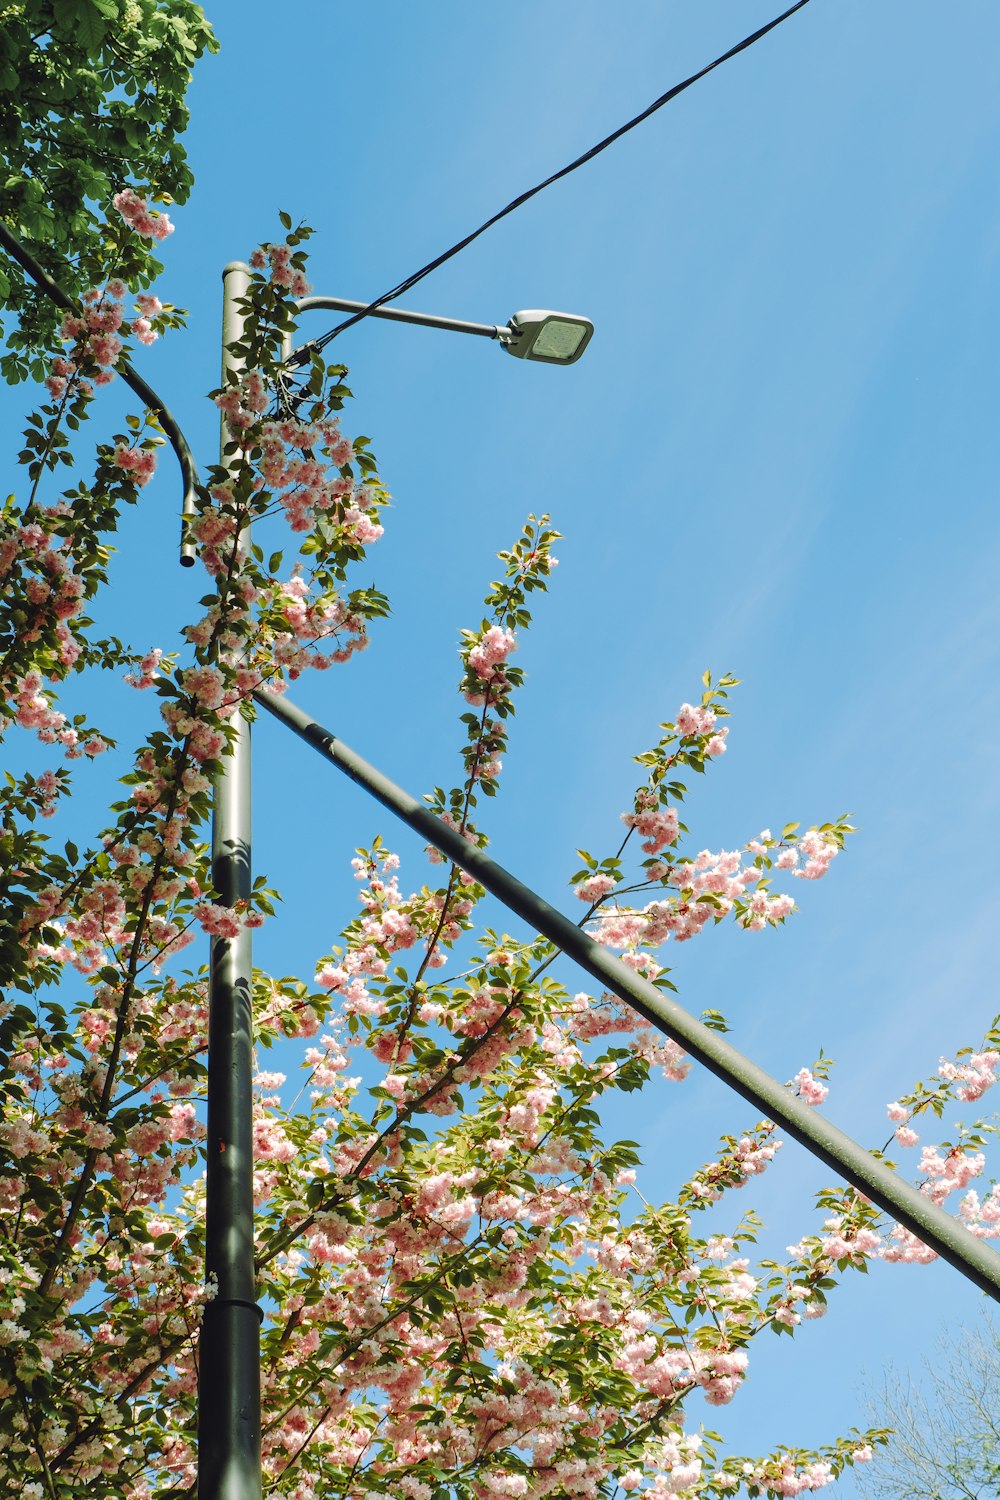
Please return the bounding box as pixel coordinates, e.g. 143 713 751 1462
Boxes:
198 262 262 1500
193 274 592 1500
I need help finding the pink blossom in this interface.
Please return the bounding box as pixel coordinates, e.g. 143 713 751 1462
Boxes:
124 648 164 690
113 444 157 487
675 702 716 738
467 625 517 682
193 902 243 940
793 829 839 881
938 1049 1000 1102
793 1067 829 1107
621 798 679 854
575 873 617 904
113 188 174 241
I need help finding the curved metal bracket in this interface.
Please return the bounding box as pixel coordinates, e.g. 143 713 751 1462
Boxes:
0 217 200 567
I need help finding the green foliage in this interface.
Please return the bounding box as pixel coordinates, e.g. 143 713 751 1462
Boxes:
0 0 218 379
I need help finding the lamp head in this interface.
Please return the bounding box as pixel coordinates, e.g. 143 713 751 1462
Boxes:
501 309 594 365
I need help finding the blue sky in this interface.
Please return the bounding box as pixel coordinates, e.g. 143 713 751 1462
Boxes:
5 0 1000 1488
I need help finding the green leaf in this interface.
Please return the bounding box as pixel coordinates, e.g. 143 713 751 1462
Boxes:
63 0 109 57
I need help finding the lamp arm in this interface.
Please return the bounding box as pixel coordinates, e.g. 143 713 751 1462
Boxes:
0 217 200 568
282 294 507 368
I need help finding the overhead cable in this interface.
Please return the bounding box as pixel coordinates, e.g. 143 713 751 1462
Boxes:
295 0 814 361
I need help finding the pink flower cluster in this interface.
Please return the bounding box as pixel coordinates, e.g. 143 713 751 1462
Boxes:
113 443 158 487
11 670 87 756
590 842 797 951
248 414 363 534
793 1067 829 1107
191 389 384 681
958 1183 1000 1239
315 849 462 1021
821 1220 881 1261
917 1145 985 1204
880 1224 938 1265
792 828 839 881
675 700 728 757
51 283 161 401
616 1334 749 1408
193 902 264 940
622 790 679 854
425 809 483 865
685 1127 782 1203
0 518 86 663
131 292 162 347
54 287 123 393
467 625 517 685
738 1457 837 1496
113 188 174 241
33 867 194 980
629 1028 690 1082
270 574 371 674
124 648 164 690
30 768 63 818
248 240 311 295
629 1434 704 1494
886 1102 920 1148
575 873 617 905
938 1049 999 1102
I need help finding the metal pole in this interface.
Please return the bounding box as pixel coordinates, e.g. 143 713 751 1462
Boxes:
253 688 1000 1304
199 263 262 1500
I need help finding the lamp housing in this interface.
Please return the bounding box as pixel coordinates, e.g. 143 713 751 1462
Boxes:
502 309 594 365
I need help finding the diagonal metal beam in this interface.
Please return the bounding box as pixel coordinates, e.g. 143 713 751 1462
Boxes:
253 687 1000 1303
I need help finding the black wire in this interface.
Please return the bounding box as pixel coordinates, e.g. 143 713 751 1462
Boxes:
303 0 814 358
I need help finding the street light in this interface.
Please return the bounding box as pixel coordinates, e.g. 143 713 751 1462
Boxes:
502 309 594 364
282 295 594 369
202 269 597 1500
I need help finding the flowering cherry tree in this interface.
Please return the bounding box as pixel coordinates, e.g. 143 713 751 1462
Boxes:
1 204 998 1500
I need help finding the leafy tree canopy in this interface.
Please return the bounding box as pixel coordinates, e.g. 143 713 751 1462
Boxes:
0 0 217 380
